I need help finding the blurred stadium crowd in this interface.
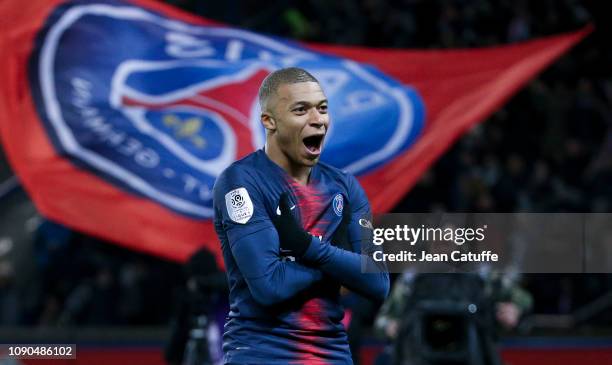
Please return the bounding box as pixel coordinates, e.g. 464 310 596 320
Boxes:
0 220 183 326
1 0 611 333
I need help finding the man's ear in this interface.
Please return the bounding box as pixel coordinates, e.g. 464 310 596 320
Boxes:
261 112 276 131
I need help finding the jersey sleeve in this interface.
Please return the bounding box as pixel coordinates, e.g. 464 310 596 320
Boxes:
301 174 389 302
213 166 323 306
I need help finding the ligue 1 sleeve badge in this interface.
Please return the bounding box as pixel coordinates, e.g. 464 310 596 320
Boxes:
225 187 253 224
28 2 424 218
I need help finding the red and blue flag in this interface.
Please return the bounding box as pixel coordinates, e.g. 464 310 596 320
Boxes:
0 0 590 262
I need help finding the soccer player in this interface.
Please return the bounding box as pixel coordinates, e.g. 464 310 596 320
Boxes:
213 67 389 364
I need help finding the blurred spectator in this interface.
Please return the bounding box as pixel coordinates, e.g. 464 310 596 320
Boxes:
0 261 19 325
165 248 227 365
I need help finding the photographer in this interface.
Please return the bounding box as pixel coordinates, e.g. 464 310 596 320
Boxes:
165 248 227 365
374 271 532 365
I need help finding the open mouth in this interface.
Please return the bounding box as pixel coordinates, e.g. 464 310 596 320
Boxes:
302 134 324 155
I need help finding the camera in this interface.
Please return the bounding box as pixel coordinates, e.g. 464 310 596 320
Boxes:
393 274 499 365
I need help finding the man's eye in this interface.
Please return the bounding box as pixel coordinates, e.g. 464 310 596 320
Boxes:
293 107 306 113
318 105 328 113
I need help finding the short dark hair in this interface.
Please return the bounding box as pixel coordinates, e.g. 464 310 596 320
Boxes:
258 67 319 111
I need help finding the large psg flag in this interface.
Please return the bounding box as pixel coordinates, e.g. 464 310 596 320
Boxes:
0 0 589 262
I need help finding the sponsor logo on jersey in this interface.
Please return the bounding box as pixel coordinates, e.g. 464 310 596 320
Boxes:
359 218 373 230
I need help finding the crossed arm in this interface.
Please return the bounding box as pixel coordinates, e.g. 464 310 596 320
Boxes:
228 215 389 306
227 222 323 306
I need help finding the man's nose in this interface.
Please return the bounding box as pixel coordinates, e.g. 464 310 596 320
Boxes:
309 109 326 127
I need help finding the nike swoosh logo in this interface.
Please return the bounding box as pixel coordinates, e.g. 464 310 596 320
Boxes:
276 205 296 215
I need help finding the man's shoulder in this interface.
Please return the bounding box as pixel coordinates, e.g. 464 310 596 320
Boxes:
213 152 263 194
317 160 360 189
317 160 352 182
220 151 264 179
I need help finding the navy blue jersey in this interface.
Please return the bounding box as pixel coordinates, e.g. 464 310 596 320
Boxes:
213 149 389 364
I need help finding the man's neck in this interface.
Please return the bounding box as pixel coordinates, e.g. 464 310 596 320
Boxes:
264 142 311 185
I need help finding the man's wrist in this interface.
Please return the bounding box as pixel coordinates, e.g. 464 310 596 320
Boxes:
302 236 324 262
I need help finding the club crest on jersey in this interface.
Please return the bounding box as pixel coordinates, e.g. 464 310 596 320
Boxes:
333 194 344 216
29 2 425 218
